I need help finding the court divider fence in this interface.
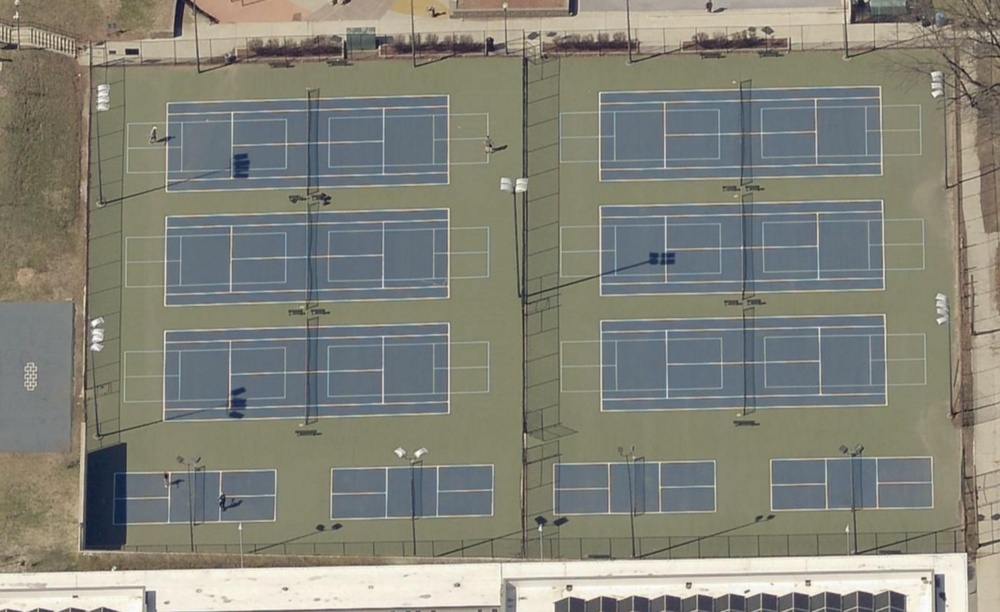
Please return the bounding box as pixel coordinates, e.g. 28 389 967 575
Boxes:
85 22 935 68
117 526 965 559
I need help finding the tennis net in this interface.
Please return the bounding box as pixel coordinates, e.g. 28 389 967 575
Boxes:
742 306 757 416
306 87 320 196
738 79 753 186
303 315 320 425
741 192 755 300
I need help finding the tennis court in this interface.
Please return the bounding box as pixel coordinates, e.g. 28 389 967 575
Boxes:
553 461 717 515
599 201 885 295
164 209 449 306
601 315 887 411
84 54 960 558
162 323 450 420
599 86 882 181
113 469 277 525
770 456 933 511
330 464 495 519
165 95 449 191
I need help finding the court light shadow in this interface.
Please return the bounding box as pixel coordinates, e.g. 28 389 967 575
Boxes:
107 168 230 206
856 523 964 555
436 527 525 557
629 46 684 64
637 514 775 559
198 61 235 75
101 402 239 436
251 523 342 554
415 53 456 68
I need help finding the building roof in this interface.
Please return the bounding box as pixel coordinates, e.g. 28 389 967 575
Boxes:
0 554 967 612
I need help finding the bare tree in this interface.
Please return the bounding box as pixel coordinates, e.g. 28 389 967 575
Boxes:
925 0 1000 114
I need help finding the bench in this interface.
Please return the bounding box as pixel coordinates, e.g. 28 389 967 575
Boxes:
700 51 725 59
269 60 293 68
295 429 321 437
327 57 349 66
733 419 760 427
288 308 306 316
758 49 783 57
310 308 330 315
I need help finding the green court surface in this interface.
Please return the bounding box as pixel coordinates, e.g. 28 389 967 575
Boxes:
85 53 961 559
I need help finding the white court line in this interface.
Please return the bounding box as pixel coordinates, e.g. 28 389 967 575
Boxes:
885 332 927 386
169 104 448 118
663 331 670 400
882 104 923 157
815 212 821 280
816 327 823 394
228 226 234 292
229 112 235 179
122 350 165 404
813 99 819 165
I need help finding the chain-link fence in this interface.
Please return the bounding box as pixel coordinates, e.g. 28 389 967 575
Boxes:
119 527 964 559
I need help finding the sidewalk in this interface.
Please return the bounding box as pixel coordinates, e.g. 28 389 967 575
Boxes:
84 3 930 63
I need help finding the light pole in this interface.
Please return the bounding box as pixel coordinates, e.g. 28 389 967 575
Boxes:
537 523 543 559
176 455 202 552
500 177 529 300
618 445 637 558
12 0 19 51
624 0 633 64
409 0 417 67
839 444 863 554
936 293 954 415
192 0 201 72
841 0 850 60
394 446 428 556
502 1 509 55
238 522 244 568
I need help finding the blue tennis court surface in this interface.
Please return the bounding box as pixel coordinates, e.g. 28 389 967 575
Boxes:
113 469 276 525
553 461 716 515
600 201 884 295
771 456 933 510
165 209 448 306
166 95 448 192
330 464 494 519
163 323 449 420
601 315 887 411
600 87 881 181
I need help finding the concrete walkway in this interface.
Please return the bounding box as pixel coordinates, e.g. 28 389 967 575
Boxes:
87 4 931 62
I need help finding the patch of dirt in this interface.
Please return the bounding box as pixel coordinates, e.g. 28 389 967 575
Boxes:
0 454 80 571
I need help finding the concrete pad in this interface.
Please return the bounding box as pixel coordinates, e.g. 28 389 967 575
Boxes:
0 302 73 452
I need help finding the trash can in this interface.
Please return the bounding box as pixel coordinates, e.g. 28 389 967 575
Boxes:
486 37 495 55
